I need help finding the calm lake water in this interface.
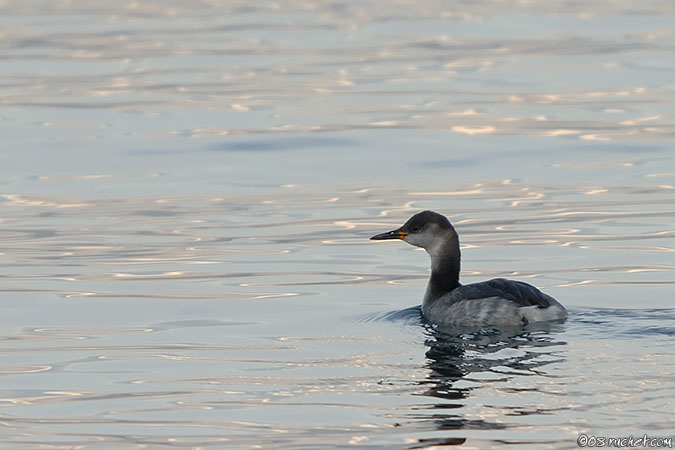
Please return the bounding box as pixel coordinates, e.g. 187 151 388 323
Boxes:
1 1 674 448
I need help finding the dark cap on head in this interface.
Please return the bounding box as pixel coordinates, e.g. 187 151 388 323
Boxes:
400 210 452 232
370 210 454 240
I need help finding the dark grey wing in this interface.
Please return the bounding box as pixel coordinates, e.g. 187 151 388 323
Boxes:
452 278 556 308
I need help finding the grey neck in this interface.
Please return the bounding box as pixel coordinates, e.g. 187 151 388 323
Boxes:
424 231 461 301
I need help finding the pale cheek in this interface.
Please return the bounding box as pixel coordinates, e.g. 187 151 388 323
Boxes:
402 235 415 245
404 235 426 248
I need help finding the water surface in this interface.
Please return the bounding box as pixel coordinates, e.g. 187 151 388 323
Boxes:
1 1 674 448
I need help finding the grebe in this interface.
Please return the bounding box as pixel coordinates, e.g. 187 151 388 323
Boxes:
370 210 567 327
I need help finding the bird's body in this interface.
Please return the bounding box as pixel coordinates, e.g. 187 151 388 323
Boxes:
371 210 567 327
422 278 566 327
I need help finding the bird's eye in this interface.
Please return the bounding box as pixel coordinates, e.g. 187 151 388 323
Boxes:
409 226 421 233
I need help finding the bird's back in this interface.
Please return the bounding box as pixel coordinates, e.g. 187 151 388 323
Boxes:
422 278 567 327
450 278 558 308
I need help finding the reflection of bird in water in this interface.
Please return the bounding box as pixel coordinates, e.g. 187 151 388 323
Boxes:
423 322 565 382
401 323 567 442
371 211 567 327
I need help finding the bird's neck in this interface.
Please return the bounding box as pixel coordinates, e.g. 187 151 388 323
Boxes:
425 232 461 301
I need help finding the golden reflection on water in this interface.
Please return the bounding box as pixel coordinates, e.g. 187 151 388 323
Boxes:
0 366 52 375
2 7 672 143
1 181 673 300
